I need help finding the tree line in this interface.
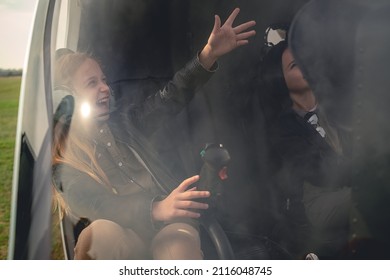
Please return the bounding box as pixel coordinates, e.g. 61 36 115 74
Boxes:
0 68 23 77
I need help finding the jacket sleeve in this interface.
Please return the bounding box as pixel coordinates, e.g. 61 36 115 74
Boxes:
54 164 158 234
129 54 218 134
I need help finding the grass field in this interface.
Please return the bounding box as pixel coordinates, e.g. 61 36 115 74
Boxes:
0 76 20 259
0 76 63 259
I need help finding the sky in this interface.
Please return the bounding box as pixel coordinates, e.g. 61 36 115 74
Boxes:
0 0 39 69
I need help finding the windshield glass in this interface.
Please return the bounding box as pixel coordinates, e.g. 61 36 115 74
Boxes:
43 0 390 260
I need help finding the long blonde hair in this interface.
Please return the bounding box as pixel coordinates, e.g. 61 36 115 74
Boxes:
52 52 112 215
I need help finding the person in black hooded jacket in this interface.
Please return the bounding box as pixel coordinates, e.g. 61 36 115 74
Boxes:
258 40 352 259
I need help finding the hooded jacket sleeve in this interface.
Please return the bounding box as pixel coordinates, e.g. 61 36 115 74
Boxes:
129 54 218 134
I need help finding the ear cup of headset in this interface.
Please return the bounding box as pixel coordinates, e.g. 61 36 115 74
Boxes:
53 94 75 128
53 85 75 111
